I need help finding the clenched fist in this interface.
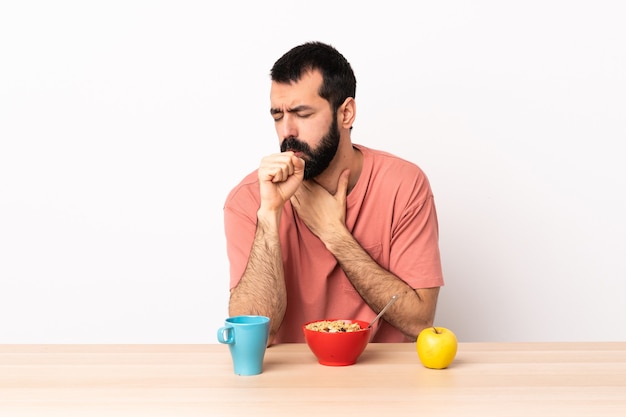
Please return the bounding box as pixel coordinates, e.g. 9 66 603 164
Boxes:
258 151 305 212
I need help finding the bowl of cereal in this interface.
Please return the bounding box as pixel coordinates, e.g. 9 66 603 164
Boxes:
302 319 372 366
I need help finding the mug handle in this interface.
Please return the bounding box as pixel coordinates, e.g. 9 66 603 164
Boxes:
217 324 234 344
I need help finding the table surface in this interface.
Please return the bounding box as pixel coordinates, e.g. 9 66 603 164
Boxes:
1 342 625 417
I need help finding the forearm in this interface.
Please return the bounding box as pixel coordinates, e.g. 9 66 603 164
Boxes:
229 209 286 345
325 231 438 340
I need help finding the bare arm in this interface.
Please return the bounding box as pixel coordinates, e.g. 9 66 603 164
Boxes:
325 231 439 340
229 208 286 345
228 152 305 345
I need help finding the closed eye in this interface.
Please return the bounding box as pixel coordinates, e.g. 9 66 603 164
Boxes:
270 105 314 121
270 109 283 121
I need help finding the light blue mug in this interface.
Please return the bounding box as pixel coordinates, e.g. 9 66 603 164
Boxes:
217 315 270 376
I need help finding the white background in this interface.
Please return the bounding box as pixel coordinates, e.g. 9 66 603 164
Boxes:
1 1 624 343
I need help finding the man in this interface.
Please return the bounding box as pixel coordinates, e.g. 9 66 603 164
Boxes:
224 41 444 345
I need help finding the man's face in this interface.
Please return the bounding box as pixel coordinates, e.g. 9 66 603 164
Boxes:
270 70 339 180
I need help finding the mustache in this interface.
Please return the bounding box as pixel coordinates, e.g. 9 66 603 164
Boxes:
280 136 311 155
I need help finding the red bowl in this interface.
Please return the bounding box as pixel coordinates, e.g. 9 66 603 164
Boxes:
302 319 372 366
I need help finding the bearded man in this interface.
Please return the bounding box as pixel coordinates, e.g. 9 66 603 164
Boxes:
224 41 444 345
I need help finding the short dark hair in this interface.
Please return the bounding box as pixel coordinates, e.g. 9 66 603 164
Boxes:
270 41 356 112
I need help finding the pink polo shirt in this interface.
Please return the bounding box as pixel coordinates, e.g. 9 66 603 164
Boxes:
224 144 444 343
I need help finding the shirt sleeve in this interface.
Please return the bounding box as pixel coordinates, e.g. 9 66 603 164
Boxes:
223 175 260 290
389 168 444 289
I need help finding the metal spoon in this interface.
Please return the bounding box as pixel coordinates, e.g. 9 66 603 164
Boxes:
367 294 399 329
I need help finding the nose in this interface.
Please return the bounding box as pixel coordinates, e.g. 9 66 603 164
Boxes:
278 113 298 139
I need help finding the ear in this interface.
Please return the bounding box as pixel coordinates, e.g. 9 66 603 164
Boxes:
338 97 356 129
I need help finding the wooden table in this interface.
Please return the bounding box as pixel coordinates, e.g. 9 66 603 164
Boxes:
1 342 625 416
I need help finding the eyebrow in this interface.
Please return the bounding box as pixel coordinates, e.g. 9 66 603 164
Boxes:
270 105 314 115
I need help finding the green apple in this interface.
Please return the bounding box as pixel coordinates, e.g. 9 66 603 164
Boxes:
416 327 458 369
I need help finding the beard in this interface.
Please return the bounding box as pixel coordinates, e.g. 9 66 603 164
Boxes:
279 115 340 180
